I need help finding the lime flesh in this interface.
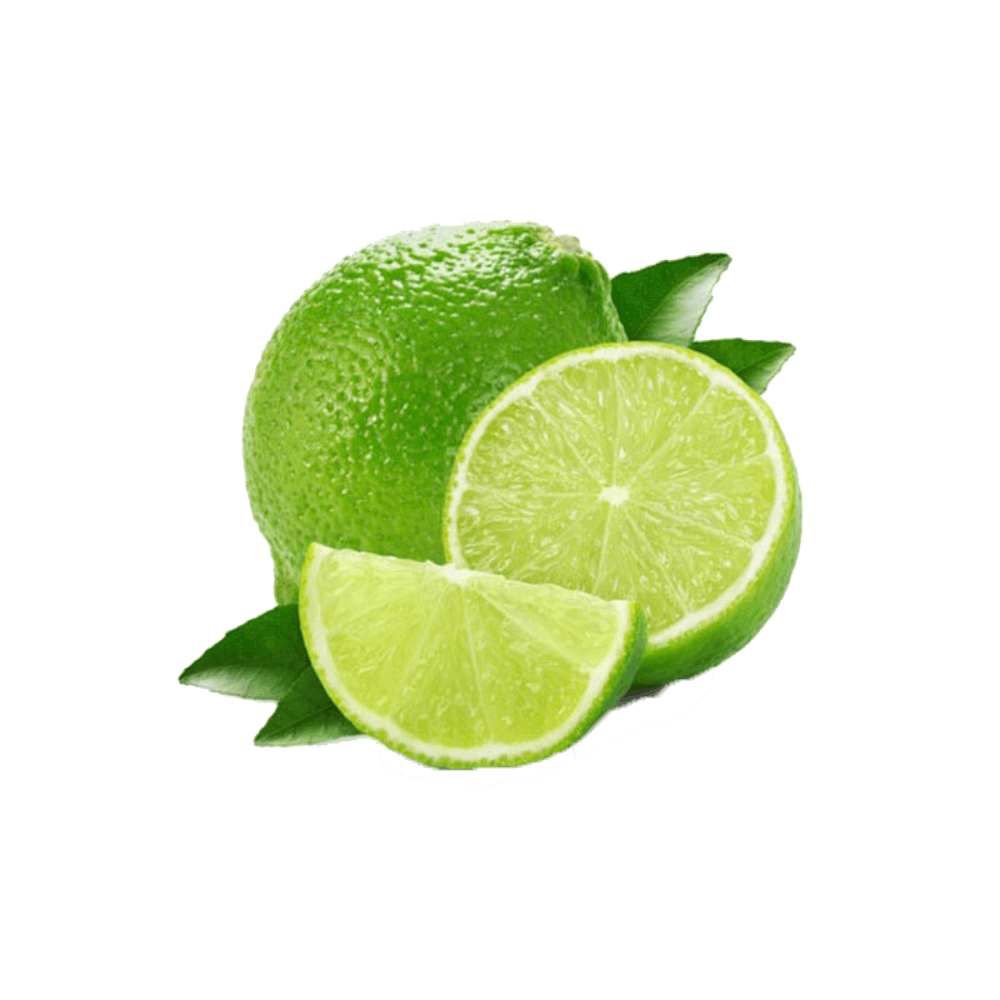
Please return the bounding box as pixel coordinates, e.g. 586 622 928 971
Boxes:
244 223 626 603
444 343 801 687
298 545 647 768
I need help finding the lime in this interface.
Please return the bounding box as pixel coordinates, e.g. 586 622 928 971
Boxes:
244 222 626 602
298 545 647 768
444 342 801 687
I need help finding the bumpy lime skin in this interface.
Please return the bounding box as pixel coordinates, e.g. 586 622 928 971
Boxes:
244 222 626 603
633 455 802 688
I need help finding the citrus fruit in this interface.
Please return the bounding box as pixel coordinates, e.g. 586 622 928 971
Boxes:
298 545 647 768
444 342 801 687
244 222 626 602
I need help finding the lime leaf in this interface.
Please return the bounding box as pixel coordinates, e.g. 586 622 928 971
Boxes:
692 338 795 393
612 254 731 345
254 667 360 747
181 605 361 746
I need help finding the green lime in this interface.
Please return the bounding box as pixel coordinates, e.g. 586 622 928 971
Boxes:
244 222 626 602
444 342 801 687
298 544 647 768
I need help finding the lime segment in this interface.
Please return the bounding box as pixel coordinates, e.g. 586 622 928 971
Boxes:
298 545 647 768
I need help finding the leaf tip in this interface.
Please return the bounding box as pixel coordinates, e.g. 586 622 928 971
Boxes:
178 664 200 687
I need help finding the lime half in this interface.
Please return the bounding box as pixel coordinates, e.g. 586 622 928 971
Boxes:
299 545 647 768
444 342 801 687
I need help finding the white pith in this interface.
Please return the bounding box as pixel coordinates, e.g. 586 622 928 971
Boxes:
444 342 792 649
301 546 637 764
599 484 630 506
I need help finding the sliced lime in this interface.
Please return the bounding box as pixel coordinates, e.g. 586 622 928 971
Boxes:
444 342 801 686
298 545 647 768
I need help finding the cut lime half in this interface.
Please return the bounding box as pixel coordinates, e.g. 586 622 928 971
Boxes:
299 545 647 768
444 342 801 687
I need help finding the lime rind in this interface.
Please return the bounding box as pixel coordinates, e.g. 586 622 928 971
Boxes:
298 545 647 769
634 475 800 685
444 342 800 686
244 223 626 604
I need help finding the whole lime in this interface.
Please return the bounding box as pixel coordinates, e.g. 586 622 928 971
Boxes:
244 222 626 602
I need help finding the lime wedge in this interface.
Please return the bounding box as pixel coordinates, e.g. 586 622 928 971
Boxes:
444 342 801 687
299 545 647 768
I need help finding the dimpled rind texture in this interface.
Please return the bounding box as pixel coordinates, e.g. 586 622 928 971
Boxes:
244 222 626 603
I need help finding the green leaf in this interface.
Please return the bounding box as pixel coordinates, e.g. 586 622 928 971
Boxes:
180 604 361 747
254 667 360 746
692 338 796 393
612 253 731 345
